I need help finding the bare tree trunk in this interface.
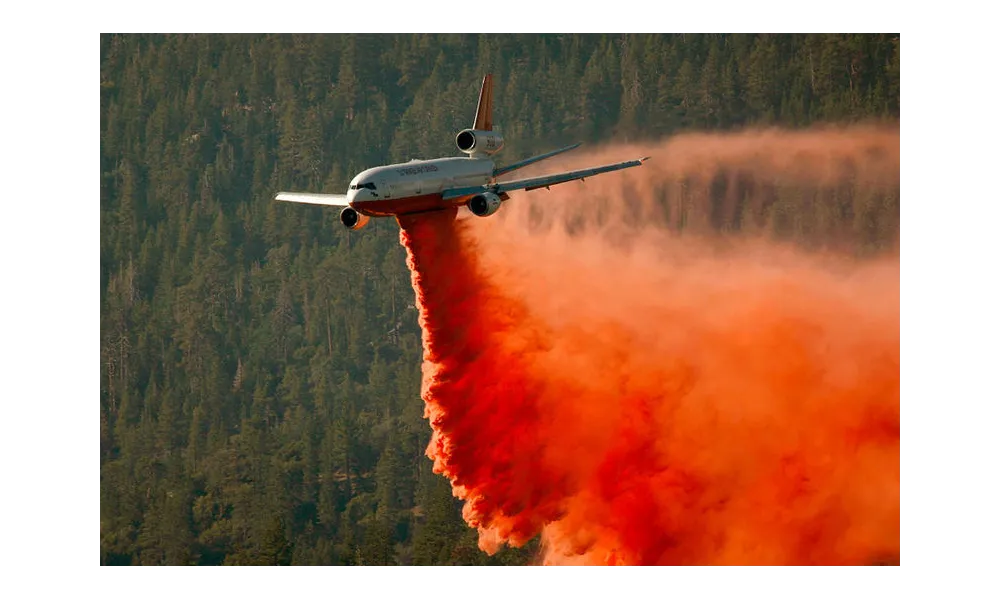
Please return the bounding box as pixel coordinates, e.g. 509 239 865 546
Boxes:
303 286 310 340
326 306 333 358
809 48 815 91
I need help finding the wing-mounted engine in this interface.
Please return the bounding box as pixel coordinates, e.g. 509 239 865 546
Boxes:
468 192 502 217
456 129 505 156
339 206 370 230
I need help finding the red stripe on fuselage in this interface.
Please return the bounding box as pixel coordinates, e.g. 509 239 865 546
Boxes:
352 193 468 217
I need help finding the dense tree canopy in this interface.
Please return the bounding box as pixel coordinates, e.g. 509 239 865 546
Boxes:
100 33 900 565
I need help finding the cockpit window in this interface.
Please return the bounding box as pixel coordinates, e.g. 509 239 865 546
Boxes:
350 182 377 190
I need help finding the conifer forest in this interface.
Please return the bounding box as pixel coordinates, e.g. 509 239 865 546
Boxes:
100 33 900 565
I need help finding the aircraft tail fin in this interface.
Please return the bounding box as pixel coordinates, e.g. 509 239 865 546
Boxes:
473 73 493 131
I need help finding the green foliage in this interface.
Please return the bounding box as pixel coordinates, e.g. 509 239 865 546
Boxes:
100 33 899 565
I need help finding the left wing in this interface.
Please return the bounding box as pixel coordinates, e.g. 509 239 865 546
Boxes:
274 192 350 206
493 143 581 178
442 156 650 202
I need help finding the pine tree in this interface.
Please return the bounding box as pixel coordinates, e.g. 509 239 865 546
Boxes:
413 473 464 565
259 516 293 566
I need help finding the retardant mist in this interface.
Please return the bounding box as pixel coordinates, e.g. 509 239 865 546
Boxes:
398 126 899 565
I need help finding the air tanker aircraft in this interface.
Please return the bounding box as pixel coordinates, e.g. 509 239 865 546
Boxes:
274 74 650 228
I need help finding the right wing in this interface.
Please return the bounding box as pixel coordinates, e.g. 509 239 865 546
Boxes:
443 156 650 202
274 192 350 207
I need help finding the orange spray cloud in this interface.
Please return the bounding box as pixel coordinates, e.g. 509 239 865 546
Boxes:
398 127 899 565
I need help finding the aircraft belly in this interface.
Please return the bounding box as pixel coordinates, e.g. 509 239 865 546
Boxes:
356 193 452 217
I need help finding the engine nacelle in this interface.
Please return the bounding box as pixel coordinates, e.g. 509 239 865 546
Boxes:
456 129 505 155
468 192 502 217
339 206 370 230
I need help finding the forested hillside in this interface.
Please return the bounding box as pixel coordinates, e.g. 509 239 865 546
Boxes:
100 33 900 565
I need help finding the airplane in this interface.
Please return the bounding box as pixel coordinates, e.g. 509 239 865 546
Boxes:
274 73 650 229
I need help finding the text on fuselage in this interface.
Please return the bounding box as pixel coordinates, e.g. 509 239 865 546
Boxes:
396 164 440 176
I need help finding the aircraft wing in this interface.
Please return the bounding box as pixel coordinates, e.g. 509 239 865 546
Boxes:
493 156 649 193
441 156 650 203
275 192 350 206
493 143 582 178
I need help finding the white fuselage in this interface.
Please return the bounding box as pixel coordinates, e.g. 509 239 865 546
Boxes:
346 156 495 217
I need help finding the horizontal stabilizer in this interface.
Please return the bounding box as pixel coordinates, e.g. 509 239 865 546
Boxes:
275 192 350 207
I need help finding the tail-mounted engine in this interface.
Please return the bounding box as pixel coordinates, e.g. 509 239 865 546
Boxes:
339 206 370 230
468 192 502 217
456 129 505 156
